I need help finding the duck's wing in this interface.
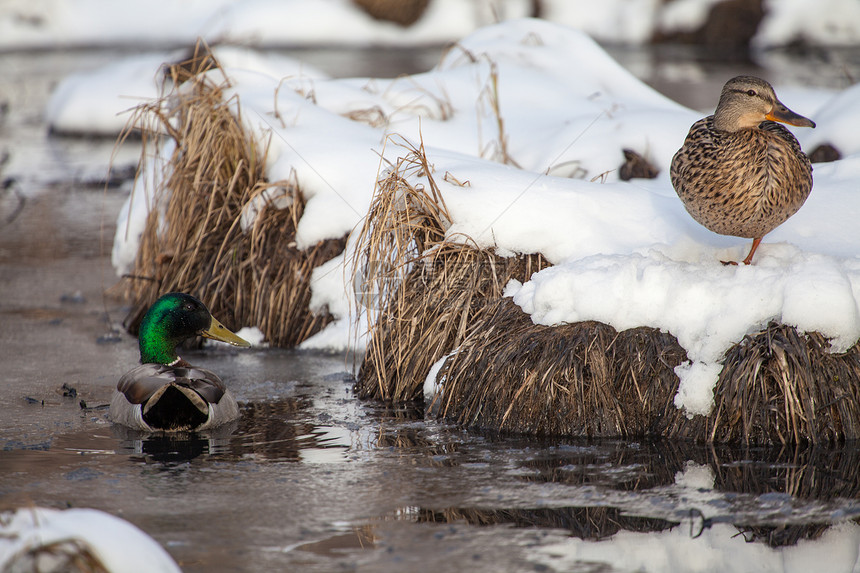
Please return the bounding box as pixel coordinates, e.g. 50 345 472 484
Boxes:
177 367 229 404
117 364 229 405
670 116 720 188
117 364 175 404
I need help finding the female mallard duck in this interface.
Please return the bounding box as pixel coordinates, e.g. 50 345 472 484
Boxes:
670 75 815 265
109 293 250 432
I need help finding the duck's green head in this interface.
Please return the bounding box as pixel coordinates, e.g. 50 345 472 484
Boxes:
138 292 251 365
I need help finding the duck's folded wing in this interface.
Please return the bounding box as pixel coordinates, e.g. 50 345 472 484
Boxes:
117 364 229 405
177 367 228 404
117 364 178 404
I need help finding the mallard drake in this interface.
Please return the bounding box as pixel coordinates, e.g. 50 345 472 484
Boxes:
109 292 250 432
670 75 815 265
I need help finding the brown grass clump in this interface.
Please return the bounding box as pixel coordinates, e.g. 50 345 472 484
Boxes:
433 301 860 444
434 297 696 438
356 137 860 444
432 299 860 443
353 137 550 402
708 323 860 444
115 42 345 345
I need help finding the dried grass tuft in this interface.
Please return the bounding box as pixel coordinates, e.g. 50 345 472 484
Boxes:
116 41 344 345
434 300 860 443
709 323 860 444
435 298 694 438
355 137 860 444
353 136 549 402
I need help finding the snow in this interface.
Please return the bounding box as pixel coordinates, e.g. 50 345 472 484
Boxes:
235 326 267 346
2 0 859 49
536 519 860 573
0 507 181 573
424 351 456 403
657 0 725 34
45 52 169 136
755 0 860 48
798 82 860 157
46 47 330 136
111 139 175 277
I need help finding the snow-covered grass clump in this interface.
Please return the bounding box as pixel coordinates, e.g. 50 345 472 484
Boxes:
46 18 860 414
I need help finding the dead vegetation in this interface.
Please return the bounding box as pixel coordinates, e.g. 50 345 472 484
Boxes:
353 136 550 402
709 323 860 444
356 139 860 445
433 298 695 437
115 42 345 345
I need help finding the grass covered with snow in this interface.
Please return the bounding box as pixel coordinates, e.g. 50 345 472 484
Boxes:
47 18 860 417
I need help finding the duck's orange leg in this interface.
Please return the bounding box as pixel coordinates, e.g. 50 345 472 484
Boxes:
720 237 763 266
741 237 762 266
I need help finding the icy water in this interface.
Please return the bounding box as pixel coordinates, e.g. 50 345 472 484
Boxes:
3 46 860 572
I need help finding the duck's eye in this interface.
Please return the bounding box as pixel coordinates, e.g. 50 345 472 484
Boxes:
184 303 195 311
746 89 756 96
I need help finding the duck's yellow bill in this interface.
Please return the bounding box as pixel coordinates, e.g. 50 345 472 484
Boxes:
202 316 252 347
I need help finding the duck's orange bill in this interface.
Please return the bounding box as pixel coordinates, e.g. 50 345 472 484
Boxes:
766 103 816 128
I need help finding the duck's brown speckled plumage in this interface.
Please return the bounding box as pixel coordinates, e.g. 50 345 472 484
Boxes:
670 76 815 264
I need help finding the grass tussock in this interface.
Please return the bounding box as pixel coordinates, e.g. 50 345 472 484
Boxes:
434 297 694 438
355 138 860 444
353 136 549 402
709 323 860 444
434 301 860 444
117 42 345 345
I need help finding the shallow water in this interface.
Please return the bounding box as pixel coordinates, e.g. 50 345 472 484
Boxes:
2 45 860 572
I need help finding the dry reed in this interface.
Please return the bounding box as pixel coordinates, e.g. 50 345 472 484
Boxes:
353 136 549 402
115 42 344 345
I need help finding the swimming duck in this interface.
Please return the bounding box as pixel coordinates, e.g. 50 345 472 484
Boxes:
109 292 250 432
670 75 815 265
